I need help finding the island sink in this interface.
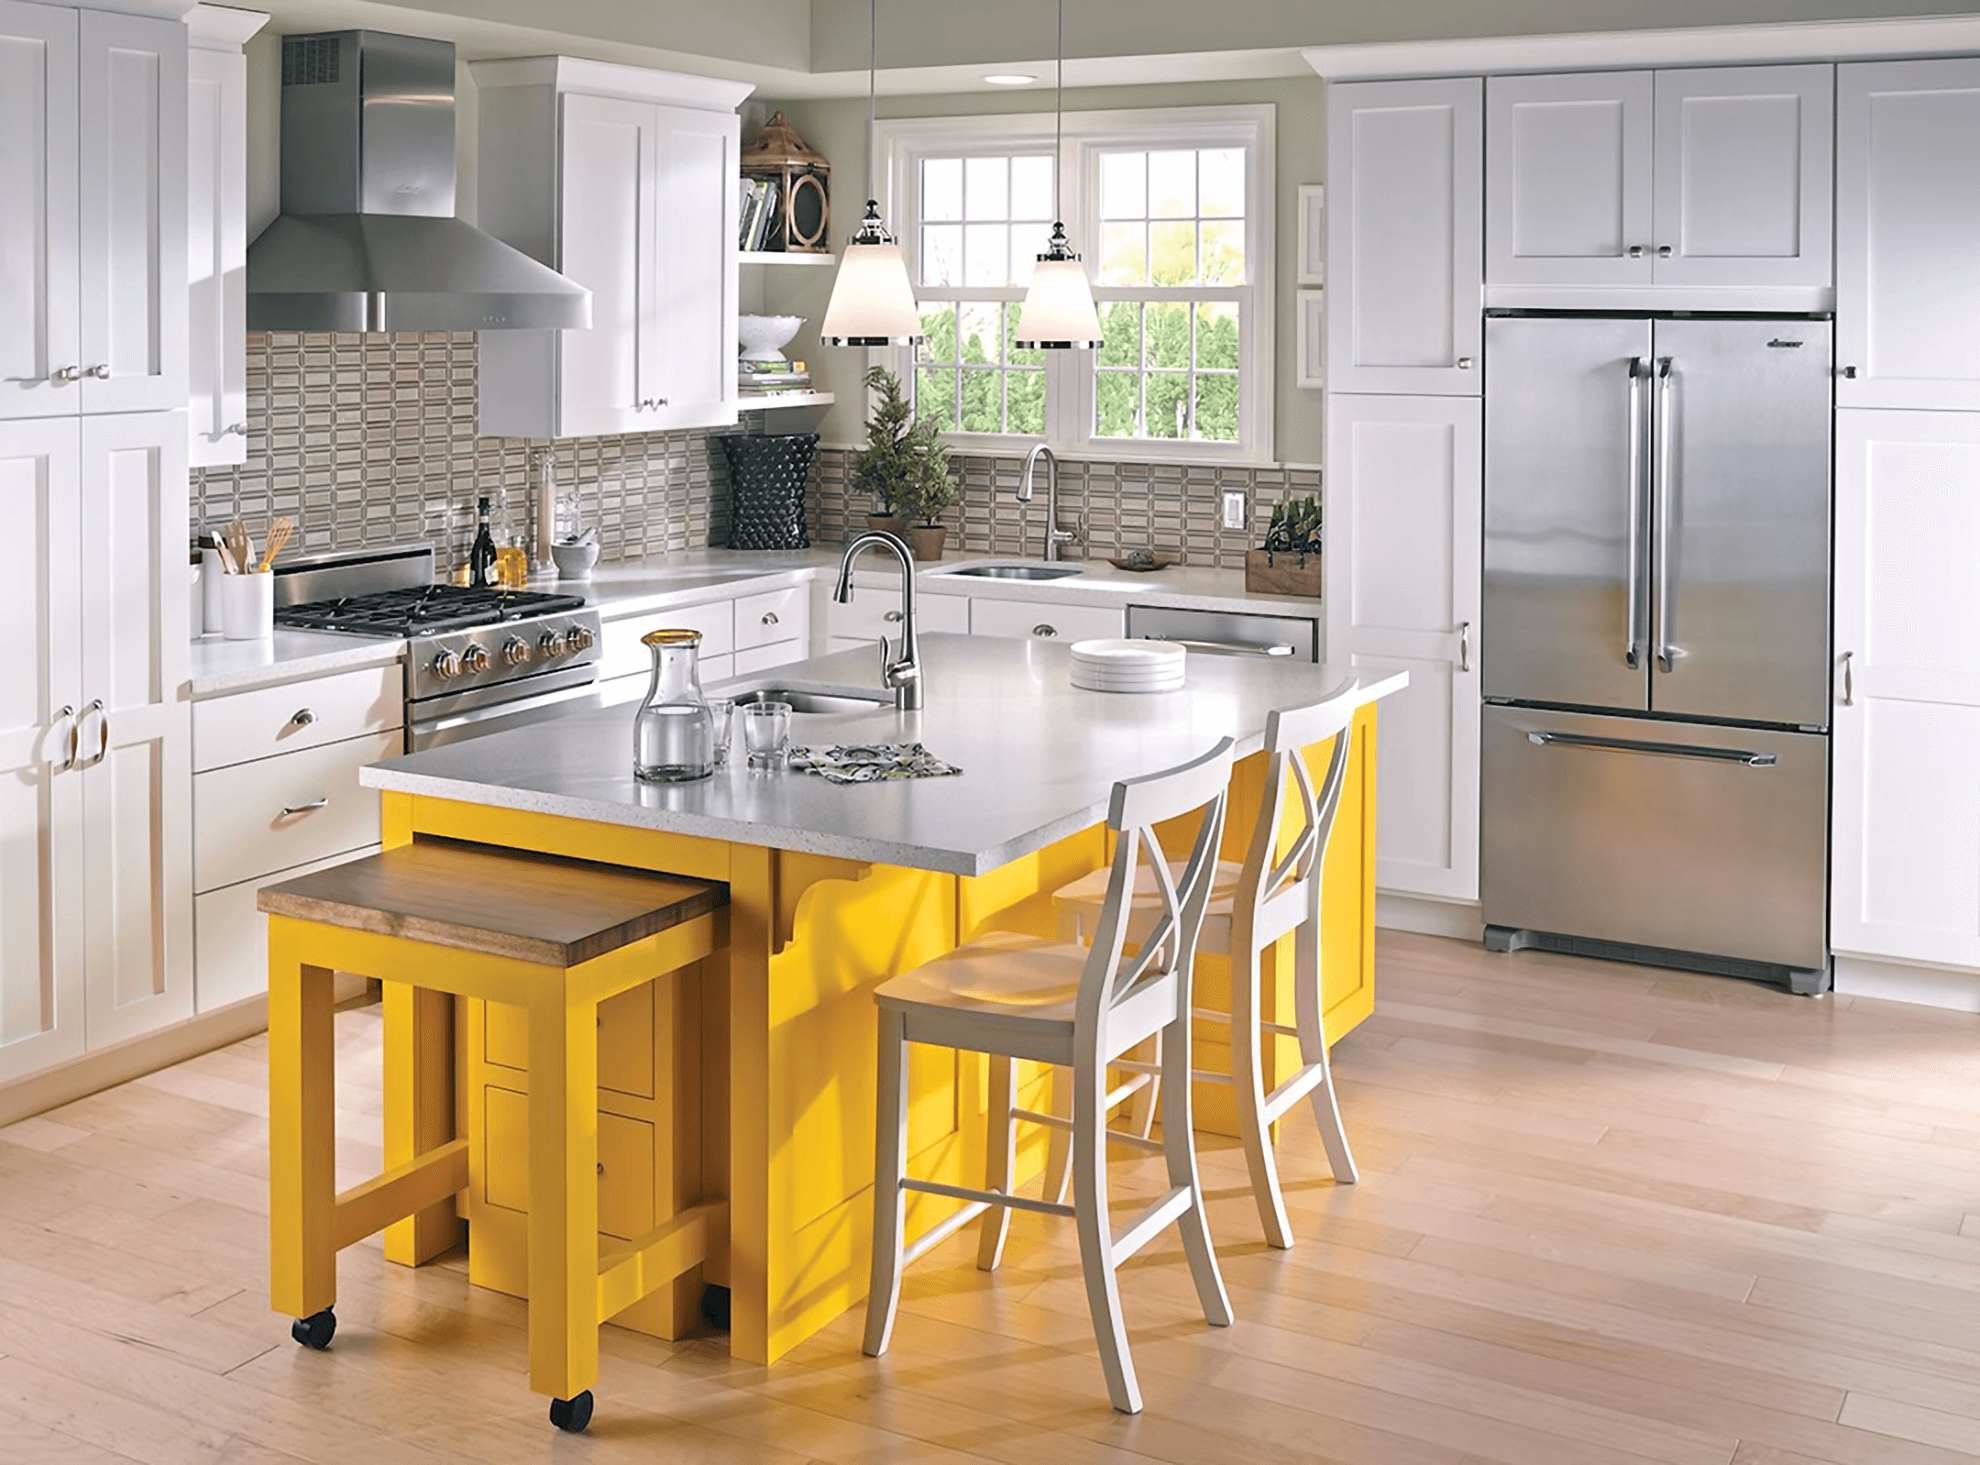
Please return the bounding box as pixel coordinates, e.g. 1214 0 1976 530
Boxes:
726 687 894 714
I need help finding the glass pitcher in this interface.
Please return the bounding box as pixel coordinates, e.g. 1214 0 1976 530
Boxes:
633 629 716 783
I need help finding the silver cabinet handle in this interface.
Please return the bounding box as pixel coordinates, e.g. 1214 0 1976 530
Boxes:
1625 357 1646 670
761 611 779 627
1456 356 1474 370
1627 244 1645 259
1840 366 1858 379
1032 623 1059 638
1657 245 1673 259
80 699 108 768
224 422 248 436
1654 356 1676 673
53 365 81 384
84 364 110 379
280 797 329 816
884 609 904 623
1841 651 1854 707
51 704 77 772
1457 620 1471 673
290 708 316 728
654 397 669 407
1526 729 1777 767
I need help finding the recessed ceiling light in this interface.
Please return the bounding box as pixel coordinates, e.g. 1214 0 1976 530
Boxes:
983 73 1037 86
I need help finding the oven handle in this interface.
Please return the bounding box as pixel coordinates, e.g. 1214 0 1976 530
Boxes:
409 677 606 748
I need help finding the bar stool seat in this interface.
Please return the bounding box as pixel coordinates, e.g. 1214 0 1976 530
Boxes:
259 838 727 1437
876 932 1095 1045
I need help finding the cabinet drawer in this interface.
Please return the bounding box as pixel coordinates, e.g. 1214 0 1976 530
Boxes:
193 731 397 894
825 590 969 642
485 981 655 1099
484 1086 656 1241
194 848 378 1012
970 598 1125 643
733 641 808 677
599 600 732 680
193 664 402 772
733 585 808 650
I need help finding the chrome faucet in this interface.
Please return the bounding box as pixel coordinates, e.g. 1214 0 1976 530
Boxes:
1017 443 1076 562
834 531 923 711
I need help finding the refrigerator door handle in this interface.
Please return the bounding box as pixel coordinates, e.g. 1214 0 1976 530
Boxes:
1524 728 1779 767
1625 357 1646 670
1654 356 1676 674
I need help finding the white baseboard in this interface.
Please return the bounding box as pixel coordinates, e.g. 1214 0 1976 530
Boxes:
1834 954 1980 1014
1376 892 1484 942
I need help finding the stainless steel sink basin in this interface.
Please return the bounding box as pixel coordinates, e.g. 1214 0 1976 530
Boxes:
727 687 893 714
940 564 1084 581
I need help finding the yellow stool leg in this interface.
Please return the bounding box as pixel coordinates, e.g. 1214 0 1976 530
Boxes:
383 984 462 1266
269 919 338 1323
527 980 600 1407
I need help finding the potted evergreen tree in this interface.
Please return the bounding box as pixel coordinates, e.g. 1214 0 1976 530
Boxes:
853 365 954 556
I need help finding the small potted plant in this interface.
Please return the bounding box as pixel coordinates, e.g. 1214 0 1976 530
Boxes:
852 365 954 557
1245 493 1324 597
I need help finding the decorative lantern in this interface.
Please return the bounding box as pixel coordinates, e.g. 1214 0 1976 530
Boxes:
740 111 831 254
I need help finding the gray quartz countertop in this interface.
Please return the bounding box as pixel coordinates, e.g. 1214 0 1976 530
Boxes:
361 634 1401 876
189 630 405 698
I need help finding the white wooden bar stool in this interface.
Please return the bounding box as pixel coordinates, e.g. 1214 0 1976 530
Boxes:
863 738 1238 1415
1049 686 1361 1250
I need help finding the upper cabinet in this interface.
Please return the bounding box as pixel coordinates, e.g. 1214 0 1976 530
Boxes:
0 4 186 423
473 58 752 439
1325 77 1483 396
1487 64 1833 304
1837 58 1980 412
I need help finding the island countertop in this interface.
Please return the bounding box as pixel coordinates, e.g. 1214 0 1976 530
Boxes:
361 635 1404 876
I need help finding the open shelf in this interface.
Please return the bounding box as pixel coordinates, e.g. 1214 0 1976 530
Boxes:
739 250 835 268
739 390 835 410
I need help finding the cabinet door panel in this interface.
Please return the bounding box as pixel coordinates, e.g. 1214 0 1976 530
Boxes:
186 45 246 465
557 93 654 437
0 419 84 1082
1833 410 1980 969
968 598 1125 643
1487 71 1652 289
1326 395 1481 899
1837 59 1980 411
77 12 186 416
648 103 738 430
0 3 80 422
1326 78 1482 395
1653 65 1833 290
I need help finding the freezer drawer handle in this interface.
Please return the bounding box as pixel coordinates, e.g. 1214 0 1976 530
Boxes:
1525 729 1778 768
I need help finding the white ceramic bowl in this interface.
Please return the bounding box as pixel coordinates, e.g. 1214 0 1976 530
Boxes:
737 314 805 362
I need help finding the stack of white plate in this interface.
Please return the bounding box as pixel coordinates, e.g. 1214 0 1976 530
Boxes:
1068 638 1186 694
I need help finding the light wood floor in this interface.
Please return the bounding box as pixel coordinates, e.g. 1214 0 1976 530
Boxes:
9 932 1980 1463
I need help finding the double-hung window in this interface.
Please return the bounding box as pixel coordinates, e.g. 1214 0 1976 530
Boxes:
878 105 1274 463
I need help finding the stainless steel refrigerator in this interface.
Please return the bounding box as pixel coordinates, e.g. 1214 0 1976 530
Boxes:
1480 315 1833 994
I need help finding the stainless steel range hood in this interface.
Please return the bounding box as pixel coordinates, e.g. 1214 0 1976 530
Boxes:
247 30 591 333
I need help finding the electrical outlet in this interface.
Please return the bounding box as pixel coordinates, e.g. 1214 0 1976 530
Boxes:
1221 490 1247 530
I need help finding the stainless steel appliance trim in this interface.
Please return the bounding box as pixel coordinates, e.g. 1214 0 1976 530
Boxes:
1524 729 1778 767
1148 636 1296 659
1654 355 1675 674
1125 605 1319 662
271 543 437 607
407 660 601 723
407 677 608 752
1625 356 1645 670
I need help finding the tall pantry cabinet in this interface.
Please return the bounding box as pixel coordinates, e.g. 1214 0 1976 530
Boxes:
0 0 193 1086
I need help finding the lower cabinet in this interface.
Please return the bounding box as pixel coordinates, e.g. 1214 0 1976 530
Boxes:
1832 408 1980 971
1325 393 1483 901
969 597 1125 643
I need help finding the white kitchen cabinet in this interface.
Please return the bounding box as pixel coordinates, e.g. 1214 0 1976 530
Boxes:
597 599 734 681
1487 65 1832 299
818 587 970 648
969 598 1125 644
1837 58 1980 412
1325 77 1483 396
473 58 752 439
1325 394 1481 901
1832 410 1980 972
184 6 262 466
195 847 378 1014
0 1 79 424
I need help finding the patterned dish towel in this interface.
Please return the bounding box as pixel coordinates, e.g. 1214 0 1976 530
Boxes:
787 742 964 785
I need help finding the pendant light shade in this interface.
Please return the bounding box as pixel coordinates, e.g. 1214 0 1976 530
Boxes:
1014 0 1101 352
819 1 924 348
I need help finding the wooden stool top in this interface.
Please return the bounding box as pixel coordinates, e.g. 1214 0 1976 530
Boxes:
258 839 727 969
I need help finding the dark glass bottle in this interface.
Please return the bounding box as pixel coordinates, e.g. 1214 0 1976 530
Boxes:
468 495 498 588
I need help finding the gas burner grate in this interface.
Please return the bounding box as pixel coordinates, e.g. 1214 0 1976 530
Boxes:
275 584 589 638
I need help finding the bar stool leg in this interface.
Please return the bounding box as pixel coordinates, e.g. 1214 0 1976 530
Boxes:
864 1007 910 1356
1294 919 1358 1185
1159 1005 1234 1329
527 983 600 1432
1071 1050 1141 1415
977 1055 1015 1271
268 922 339 1343
1232 934 1297 1250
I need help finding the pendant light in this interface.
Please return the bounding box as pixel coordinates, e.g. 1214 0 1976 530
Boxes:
819 0 923 346
1013 0 1102 351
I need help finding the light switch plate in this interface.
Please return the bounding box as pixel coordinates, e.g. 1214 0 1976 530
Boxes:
1221 490 1247 530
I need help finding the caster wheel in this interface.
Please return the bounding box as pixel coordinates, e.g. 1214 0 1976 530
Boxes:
548 1391 594 1434
290 1307 336 1350
701 1283 731 1331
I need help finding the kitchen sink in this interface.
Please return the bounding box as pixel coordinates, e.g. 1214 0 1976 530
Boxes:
727 687 893 714
937 563 1084 581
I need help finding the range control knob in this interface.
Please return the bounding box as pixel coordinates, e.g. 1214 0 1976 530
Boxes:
460 644 490 673
502 636 532 667
431 650 462 680
565 625 595 654
539 630 565 658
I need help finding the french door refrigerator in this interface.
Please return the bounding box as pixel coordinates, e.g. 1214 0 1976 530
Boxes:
1480 315 1833 993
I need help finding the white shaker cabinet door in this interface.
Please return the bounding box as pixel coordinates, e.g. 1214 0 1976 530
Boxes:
556 92 658 438
647 103 738 432
1832 410 1980 971
1326 394 1482 900
1326 78 1482 396
0 2 80 423
76 11 186 417
1837 59 1980 411
1651 65 1833 291
0 419 86 1082
78 411 193 1046
186 43 248 466
1486 71 1653 289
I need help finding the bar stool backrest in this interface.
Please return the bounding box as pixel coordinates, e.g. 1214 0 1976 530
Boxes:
1239 682 1361 935
1078 737 1237 1040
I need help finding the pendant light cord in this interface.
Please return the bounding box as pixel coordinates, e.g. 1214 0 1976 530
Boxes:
1054 0 1064 227
867 0 876 209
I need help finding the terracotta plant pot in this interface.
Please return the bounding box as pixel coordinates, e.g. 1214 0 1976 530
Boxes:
865 513 908 539
906 525 948 562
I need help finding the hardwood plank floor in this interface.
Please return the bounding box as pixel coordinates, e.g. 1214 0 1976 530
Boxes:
6 931 1980 1463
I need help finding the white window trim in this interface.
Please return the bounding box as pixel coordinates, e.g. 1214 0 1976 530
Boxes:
874 104 1276 466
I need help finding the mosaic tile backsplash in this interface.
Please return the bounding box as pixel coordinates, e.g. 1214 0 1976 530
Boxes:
191 333 1316 573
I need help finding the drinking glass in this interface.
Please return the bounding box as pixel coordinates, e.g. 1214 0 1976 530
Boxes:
742 701 792 769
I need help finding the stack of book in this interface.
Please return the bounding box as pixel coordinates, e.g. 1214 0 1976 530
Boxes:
738 178 780 252
739 359 813 399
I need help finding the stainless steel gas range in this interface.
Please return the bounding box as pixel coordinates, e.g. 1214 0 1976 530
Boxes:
273 545 604 751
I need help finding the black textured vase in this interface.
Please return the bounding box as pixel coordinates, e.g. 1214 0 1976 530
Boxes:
719 432 817 550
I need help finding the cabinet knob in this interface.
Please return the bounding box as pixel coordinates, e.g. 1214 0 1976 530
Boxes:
53 365 81 384
761 611 779 627
654 397 669 408
290 708 316 728
1033 624 1058 638
1456 357 1474 371
1840 366 1859 379
84 364 110 379
1627 245 1645 259
225 422 248 437
884 610 904 623
1656 245 1673 259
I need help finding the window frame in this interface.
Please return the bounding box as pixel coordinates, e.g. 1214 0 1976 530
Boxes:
875 104 1276 465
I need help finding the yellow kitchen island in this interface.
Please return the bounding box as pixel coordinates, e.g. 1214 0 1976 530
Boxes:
355 634 1403 1368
